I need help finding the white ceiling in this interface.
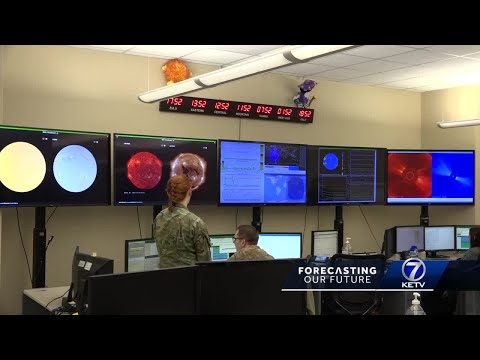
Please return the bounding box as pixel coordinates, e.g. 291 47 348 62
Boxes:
70 45 480 92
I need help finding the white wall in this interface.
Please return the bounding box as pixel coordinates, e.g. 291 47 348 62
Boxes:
0 45 424 313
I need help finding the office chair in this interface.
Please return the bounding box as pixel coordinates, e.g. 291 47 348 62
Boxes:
322 253 386 315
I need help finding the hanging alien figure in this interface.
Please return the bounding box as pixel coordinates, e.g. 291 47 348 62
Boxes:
293 79 317 108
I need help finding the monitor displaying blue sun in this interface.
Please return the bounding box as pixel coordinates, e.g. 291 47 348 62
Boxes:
323 153 339 171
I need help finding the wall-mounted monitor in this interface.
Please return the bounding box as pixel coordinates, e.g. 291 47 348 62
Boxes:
455 225 473 250
307 145 386 205
311 230 338 257
114 133 217 205
124 238 159 272
258 232 303 259
387 150 475 205
0 125 111 207
219 140 307 205
396 226 425 253
424 226 455 251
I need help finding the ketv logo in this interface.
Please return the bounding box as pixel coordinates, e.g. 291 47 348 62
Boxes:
401 258 426 288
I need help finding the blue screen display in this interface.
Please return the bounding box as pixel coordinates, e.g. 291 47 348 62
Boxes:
388 150 475 204
219 140 307 205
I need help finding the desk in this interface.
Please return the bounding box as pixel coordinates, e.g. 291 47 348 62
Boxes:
23 286 70 315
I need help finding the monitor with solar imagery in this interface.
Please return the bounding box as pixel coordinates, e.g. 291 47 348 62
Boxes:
387 150 474 205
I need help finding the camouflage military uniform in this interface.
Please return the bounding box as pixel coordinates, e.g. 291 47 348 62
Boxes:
227 245 274 261
154 203 211 268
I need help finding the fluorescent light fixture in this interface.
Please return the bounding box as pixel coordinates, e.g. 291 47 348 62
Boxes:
138 45 360 103
138 79 203 103
437 119 480 128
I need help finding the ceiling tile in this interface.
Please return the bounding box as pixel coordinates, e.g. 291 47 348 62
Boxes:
73 45 135 53
204 45 286 55
128 45 209 58
403 45 433 49
342 45 414 59
461 52 480 60
427 45 480 56
181 49 251 65
314 68 371 80
345 59 410 73
309 53 369 67
275 63 333 75
383 49 455 65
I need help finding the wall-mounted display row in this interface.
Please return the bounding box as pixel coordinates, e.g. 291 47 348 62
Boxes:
0 125 475 207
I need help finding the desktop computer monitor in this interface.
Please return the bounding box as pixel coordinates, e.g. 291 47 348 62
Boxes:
311 230 338 257
69 246 114 313
396 226 425 253
124 238 159 272
456 225 472 250
425 226 455 251
258 233 302 259
210 234 235 261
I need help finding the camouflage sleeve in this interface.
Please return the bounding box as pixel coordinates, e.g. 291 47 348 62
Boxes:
194 218 212 262
227 253 238 261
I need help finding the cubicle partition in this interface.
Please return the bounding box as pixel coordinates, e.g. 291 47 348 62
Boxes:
195 259 305 315
87 259 306 315
87 266 197 315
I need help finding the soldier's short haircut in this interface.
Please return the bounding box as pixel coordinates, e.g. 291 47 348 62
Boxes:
236 225 259 245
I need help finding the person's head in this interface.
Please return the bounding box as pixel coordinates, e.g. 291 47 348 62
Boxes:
166 175 192 208
470 227 480 248
233 225 259 251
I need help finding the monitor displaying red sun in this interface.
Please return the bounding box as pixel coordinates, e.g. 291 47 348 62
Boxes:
114 134 217 205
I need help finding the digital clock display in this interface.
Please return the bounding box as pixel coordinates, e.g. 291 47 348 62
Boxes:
159 96 314 124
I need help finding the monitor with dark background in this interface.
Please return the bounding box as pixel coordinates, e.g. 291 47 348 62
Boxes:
387 150 475 205
0 125 111 207
219 139 307 205
114 133 217 205
307 145 386 205
69 246 114 313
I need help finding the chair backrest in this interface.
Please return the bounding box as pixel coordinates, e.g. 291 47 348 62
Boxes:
322 253 386 315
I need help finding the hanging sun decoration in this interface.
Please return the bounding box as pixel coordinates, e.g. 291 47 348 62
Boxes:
162 59 192 85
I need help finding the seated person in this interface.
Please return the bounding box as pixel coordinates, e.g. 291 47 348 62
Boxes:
461 227 480 260
455 226 480 315
227 225 274 261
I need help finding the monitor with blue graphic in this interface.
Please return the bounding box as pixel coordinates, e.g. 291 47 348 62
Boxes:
307 145 386 204
219 140 307 205
210 234 235 261
387 150 475 205
455 225 472 250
